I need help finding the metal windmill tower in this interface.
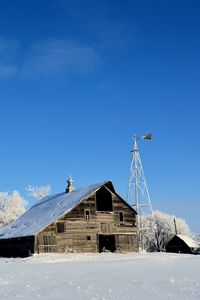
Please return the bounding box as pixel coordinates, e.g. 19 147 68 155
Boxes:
127 133 156 251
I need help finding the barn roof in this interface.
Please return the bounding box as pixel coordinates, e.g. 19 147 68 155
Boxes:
177 235 199 248
0 180 135 240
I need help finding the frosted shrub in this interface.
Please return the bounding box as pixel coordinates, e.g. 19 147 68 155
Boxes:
0 191 26 228
142 210 191 252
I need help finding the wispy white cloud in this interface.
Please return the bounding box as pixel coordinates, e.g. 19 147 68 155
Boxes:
0 21 132 79
0 15 134 79
0 37 19 78
86 18 135 51
0 37 102 78
22 39 102 76
0 64 17 77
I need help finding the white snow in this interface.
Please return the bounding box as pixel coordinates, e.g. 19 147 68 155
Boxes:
177 235 200 248
0 252 199 299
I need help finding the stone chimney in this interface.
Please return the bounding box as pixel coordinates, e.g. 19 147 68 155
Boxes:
66 176 75 193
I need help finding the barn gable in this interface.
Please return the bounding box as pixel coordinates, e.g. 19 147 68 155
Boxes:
36 185 138 254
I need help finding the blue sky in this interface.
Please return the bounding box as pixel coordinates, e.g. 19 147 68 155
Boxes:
0 0 200 233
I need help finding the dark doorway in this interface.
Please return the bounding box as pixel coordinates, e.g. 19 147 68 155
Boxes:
0 236 35 258
99 235 116 253
96 186 113 211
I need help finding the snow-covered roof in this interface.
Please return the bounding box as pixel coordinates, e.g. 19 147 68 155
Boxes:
0 181 113 240
177 235 200 248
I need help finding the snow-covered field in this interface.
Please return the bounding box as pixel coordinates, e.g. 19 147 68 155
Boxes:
0 252 199 300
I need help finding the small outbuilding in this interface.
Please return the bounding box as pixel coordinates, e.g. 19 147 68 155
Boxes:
0 179 138 257
166 234 200 254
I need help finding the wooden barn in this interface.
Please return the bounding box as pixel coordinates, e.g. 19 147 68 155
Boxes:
166 234 200 254
0 179 138 257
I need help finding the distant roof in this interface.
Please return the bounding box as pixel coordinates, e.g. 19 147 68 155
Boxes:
177 235 199 248
0 180 135 240
0 181 112 240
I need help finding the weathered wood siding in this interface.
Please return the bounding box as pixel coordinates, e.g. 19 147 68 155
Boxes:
35 189 138 253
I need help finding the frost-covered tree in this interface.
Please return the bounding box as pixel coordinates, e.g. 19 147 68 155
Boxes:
193 234 200 243
0 191 26 228
26 185 51 200
142 211 191 252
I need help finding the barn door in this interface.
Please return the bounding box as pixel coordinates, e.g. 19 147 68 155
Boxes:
99 235 116 253
101 223 111 233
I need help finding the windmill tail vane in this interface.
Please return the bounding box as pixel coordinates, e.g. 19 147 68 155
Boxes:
143 133 152 140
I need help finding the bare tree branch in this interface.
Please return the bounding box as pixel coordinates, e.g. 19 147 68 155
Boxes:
26 185 51 200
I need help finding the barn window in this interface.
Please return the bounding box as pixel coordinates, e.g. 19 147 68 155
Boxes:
56 222 65 233
119 212 124 222
43 235 53 245
85 209 90 220
96 186 113 211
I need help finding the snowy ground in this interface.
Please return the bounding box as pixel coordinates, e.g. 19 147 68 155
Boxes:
0 252 199 300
